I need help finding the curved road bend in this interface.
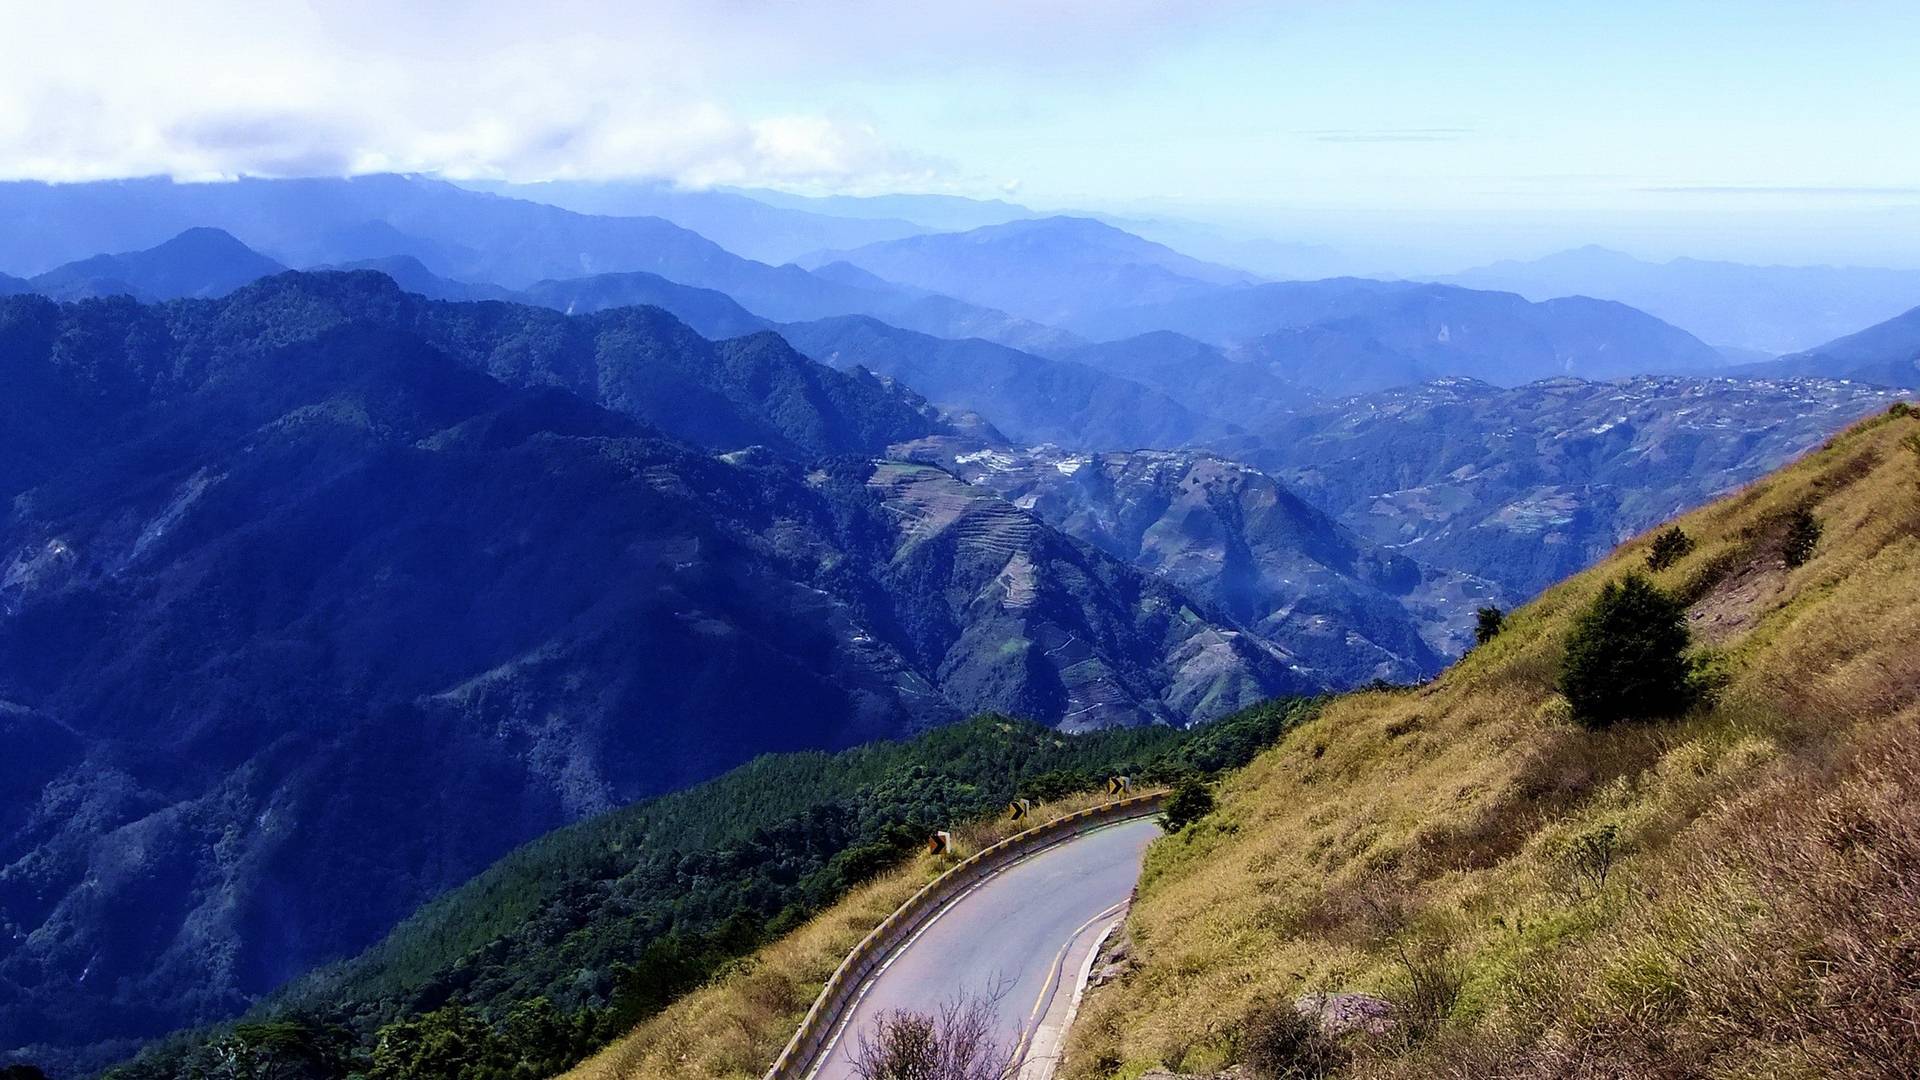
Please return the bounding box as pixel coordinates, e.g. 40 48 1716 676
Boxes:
808 817 1161 1080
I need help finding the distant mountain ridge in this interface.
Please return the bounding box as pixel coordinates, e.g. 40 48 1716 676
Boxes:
317 254 515 302
0 175 1064 352
780 315 1229 450
727 187 1040 231
459 178 931 264
26 226 287 301
517 271 774 340
804 215 1257 326
1243 374 1906 594
1060 330 1316 426
1444 244 1920 353
1074 276 1726 384
1733 302 1920 389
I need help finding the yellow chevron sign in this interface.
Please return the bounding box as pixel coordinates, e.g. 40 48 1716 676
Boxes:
1008 798 1031 821
925 831 952 855
1106 775 1131 796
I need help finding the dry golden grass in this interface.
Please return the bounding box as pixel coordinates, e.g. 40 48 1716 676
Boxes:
1063 403 1920 1079
561 790 1121 1080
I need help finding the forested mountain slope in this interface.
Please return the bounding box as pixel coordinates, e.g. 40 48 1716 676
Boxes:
1067 402 1920 1078
101 707 1307 1080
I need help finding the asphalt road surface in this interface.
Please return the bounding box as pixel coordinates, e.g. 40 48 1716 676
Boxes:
808 816 1162 1079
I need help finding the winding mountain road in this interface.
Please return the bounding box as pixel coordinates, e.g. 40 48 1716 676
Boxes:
806 817 1161 1080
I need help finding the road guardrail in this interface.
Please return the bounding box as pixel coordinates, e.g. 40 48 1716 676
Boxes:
763 790 1169 1080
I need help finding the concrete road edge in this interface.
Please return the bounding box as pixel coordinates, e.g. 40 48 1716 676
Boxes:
764 791 1168 1080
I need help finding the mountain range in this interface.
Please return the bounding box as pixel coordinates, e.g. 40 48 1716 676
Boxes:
1073 276 1727 382
1445 244 1920 354
1239 374 1906 594
458 179 929 264
803 215 1257 327
890 437 1501 682
1734 301 1920 389
4 215 1746 415
0 277 1307 1069
0 176 1062 351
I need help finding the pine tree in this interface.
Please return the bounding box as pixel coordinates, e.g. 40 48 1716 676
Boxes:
1561 575 1694 729
1474 606 1506 645
1645 526 1695 572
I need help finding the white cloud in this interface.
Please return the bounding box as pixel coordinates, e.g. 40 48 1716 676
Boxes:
0 0 1242 187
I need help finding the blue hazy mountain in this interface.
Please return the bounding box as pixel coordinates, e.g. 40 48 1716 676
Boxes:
1731 303 1920 388
318 253 515 301
779 315 1227 449
27 226 287 301
727 187 1040 231
1074 277 1726 384
462 178 930 263
1239 374 1906 595
0 176 1064 349
517 270 775 339
1058 330 1317 427
0 279 1305 1069
803 215 1258 326
1443 245 1920 354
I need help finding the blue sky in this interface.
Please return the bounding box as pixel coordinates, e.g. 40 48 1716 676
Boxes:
4 1 1917 266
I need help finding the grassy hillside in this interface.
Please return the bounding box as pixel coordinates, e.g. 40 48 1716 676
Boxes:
1066 402 1920 1078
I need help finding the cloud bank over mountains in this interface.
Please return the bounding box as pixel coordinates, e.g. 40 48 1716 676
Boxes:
0 0 1231 189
